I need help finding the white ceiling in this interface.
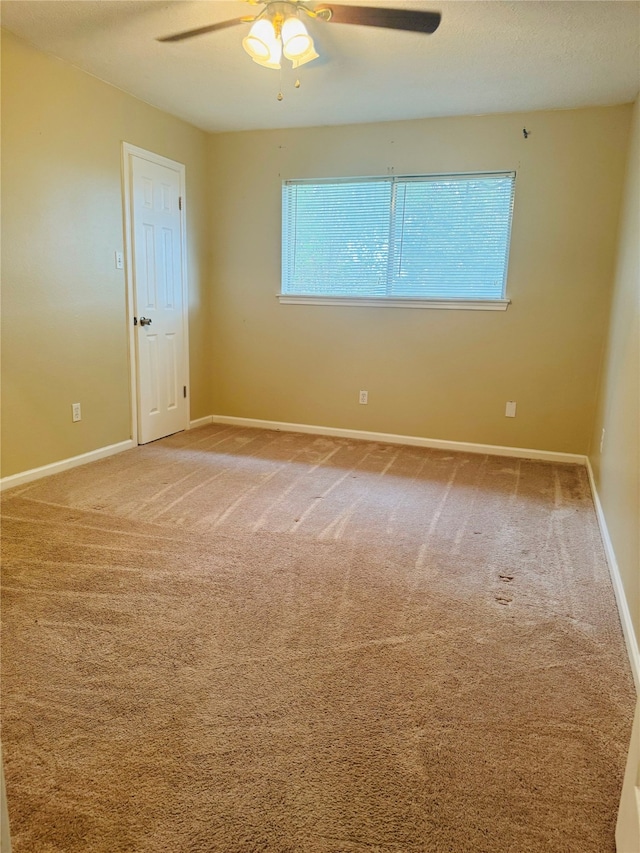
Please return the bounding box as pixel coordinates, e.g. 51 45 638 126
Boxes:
1 0 639 133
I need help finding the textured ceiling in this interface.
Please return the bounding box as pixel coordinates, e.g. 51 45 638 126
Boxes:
1 0 639 133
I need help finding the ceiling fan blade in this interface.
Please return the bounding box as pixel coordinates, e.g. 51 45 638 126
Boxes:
157 17 250 43
314 5 441 34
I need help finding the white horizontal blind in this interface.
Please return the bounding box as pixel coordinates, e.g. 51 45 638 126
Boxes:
282 180 392 296
282 172 515 300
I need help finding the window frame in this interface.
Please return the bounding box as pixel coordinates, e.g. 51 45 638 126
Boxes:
279 171 515 310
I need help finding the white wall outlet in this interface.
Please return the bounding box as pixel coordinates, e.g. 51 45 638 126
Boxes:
72 402 81 422
600 428 605 453
115 251 124 270
359 390 368 405
505 401 517 418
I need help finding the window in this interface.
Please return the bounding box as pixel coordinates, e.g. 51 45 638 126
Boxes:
281 172 515 309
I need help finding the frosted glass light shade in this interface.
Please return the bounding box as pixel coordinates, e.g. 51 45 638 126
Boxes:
290 43 319 68
252 39 282 69
282 17 311 58
242 19 282 68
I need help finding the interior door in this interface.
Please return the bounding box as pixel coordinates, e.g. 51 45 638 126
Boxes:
130 152 188 444
616 696 640 852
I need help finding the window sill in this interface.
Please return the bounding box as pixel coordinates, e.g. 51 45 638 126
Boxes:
277 295 510 311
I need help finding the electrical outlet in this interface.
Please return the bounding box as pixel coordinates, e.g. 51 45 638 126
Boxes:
359 390 368 405
600 428 605 453
72 402 81 422
505 401 517 418
115 251 124 270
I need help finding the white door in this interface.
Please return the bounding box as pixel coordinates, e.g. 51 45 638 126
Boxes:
128 149 188 444
616 697 640 853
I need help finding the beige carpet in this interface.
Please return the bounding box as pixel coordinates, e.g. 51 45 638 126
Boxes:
1 424 635 853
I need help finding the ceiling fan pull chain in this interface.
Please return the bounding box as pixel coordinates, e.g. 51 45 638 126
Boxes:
277 65 284 101
278 66 284 101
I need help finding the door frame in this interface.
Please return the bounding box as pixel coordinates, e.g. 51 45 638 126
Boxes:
121 143 190 444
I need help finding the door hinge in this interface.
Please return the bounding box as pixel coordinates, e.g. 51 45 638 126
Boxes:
183 386 187 398
179 196 182 211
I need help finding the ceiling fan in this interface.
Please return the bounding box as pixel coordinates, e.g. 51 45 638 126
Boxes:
158 2 441 73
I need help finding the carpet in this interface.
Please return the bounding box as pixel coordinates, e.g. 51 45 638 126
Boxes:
1 425 635 852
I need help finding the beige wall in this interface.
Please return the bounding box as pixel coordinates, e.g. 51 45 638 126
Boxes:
1 30 211 478
1 28 635 481
208 106 631 455
590 94 640 648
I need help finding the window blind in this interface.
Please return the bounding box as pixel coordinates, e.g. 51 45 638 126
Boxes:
282 172 515 301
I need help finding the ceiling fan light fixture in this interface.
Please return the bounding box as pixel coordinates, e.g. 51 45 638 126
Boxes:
242 18 282 67
241 6 319 71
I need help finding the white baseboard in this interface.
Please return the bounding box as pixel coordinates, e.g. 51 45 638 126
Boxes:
586 460 640 692
189 415 214 429
206 414 587 465
0 440 136 492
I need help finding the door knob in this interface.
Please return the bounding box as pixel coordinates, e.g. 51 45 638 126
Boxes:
139 317 152 327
